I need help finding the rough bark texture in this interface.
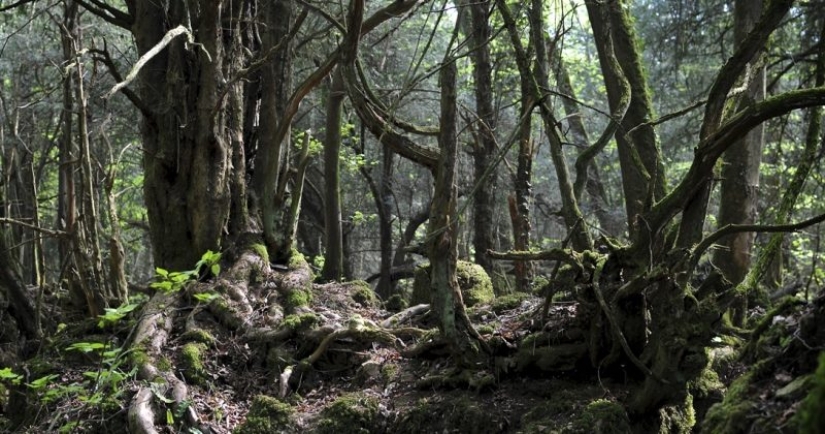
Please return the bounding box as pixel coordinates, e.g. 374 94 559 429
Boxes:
714 0 765 325
429 58 476 361
586 0 666 238
132 1 233 270
465 0 498 275
322 69 345 282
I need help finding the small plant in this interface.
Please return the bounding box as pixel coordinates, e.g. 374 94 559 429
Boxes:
151 250 222 293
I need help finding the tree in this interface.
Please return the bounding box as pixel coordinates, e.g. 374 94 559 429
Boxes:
713 0 766 326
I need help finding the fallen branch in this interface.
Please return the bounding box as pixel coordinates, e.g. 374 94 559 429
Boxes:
381 304 430 328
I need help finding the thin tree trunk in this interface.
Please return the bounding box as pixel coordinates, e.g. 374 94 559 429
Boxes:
322 69 345 282
465 0 497 274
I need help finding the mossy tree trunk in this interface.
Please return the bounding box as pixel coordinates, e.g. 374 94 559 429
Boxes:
429 57 478 361
586 0 666 239
713 0 766 326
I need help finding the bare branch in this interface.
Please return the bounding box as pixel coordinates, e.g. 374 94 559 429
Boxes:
689 211 825 270
0 218 67 237
103 25 194 100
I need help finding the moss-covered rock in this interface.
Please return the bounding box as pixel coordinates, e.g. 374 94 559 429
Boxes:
349 280 377 307
250 243 269 264
234 395 295 434
411 261 494 307
284 287 312 311
281 313 319 331
180 343 207 386
315 393 380 434
569 399 631 433
384 294 408 312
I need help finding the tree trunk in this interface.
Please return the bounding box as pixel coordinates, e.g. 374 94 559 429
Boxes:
429 58 477 362
586 0 666 239
712 0 765 325
464 0 498 275
322 69 345 282
132 1 234 271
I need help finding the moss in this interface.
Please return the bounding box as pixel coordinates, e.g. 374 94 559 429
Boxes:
384 294 408 312
250 243 269 264
316 393 380 434
156 356 172 372
287 249 308 270
658 394 696 434
411 261 494 307
234 395 294 434
180 343 207 386
181 328 215 345
476 324 496 335
489 292 531 313
381 363 398 384
701 370 756 433
796 351 825 433
284 288 312 310
569 399 631 434
689 367 724 400
281 313 318 331
349 280 377 307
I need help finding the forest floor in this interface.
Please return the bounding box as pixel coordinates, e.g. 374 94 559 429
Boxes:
3 274 822 433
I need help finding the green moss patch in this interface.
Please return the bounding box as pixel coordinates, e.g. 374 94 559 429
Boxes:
569 399 631 433
411 261 494 307
235 395 295 434
315 393 380 434
180 343 207 386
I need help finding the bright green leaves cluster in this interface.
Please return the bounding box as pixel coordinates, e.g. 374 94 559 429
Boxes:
97 302 140 328
151 250 222 293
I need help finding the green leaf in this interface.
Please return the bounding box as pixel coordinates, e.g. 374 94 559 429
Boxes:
210 263 220 276
193 292 220 303
155 267 169 278
0 367 22 385
28 374 59 390
67 342 107 353
167 408 175 425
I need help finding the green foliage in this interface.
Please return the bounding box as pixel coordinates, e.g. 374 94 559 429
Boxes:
97 302 140 328
0 368 23 386
151 250 222 293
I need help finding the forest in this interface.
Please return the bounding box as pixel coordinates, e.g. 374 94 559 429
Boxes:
1 0 825 432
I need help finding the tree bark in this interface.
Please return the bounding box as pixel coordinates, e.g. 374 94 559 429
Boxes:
464 0 498 274
586 0 666 239
713 0 765 325
321 69 345 282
